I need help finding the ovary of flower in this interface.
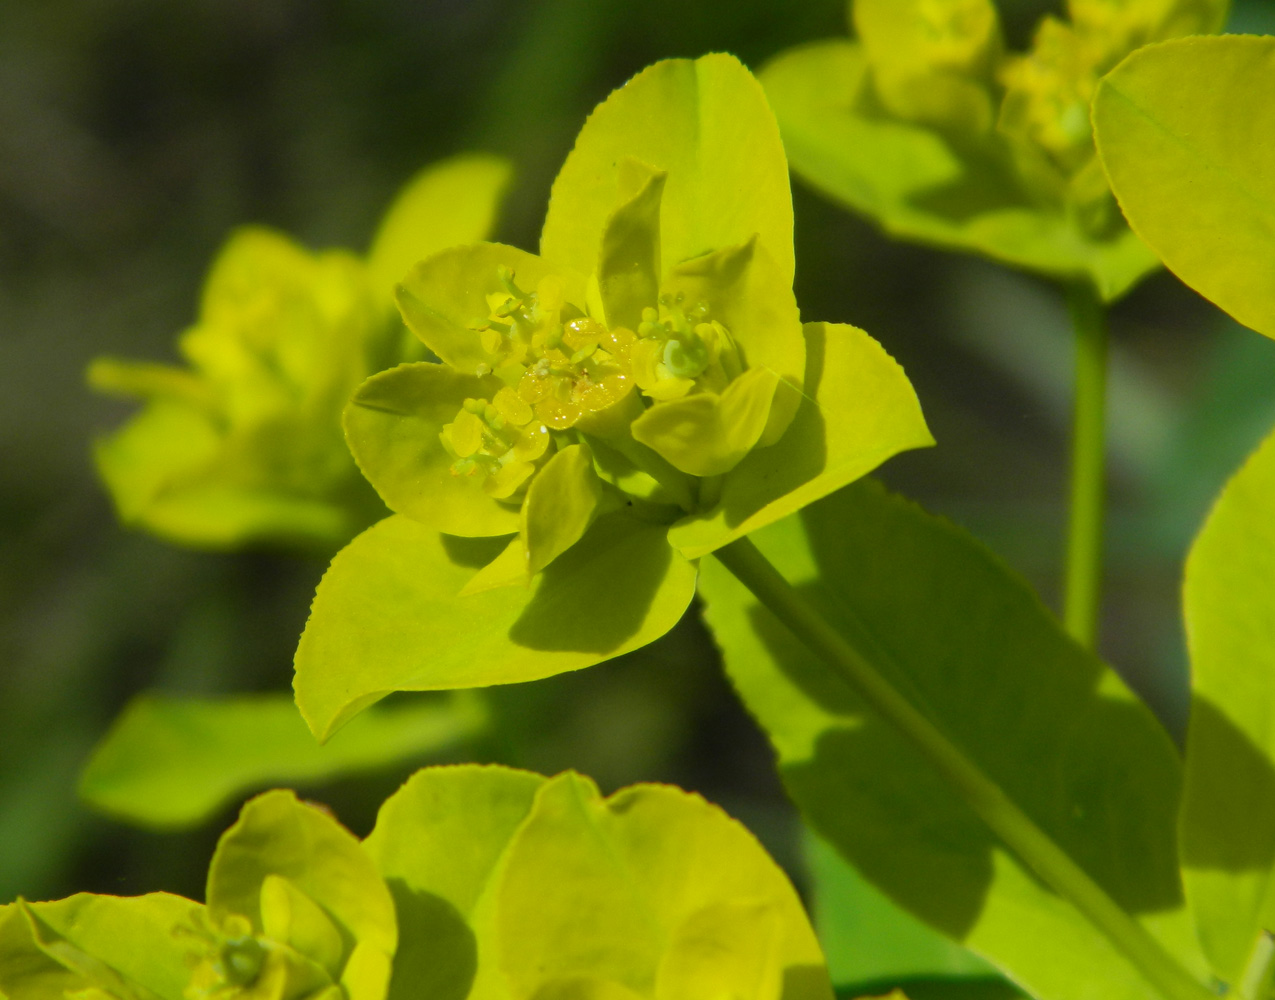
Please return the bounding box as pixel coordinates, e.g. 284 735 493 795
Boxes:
441 389 550 500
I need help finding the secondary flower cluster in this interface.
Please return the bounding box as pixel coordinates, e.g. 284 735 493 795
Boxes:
0 767 833 1000
854 0 1227 219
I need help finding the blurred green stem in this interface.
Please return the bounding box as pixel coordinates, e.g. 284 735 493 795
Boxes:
713 536 1211 1000
1063 281 1108 650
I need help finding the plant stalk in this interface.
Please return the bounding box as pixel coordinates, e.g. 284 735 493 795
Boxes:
713 536 1212 1000
1063 281 1108 650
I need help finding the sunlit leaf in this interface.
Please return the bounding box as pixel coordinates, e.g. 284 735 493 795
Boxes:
1180 424 1275 984
294 513 697 741
698 481 1207 1000
365 765 547 1000
78 692 486 830
1093 35 1275 338
0 893 195 1000
493 773 831 1000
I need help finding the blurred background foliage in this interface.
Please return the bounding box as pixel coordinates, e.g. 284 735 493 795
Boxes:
4 0 1275 930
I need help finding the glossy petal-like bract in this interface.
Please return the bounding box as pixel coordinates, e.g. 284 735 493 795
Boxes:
365 765 833 1000
1094 35 1275 339
89 155 510 552
670 323 932 558
541 53 794 285
2 766 831 1000
294 513 698 741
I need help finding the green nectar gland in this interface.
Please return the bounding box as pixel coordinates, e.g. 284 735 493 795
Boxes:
628 295 743 402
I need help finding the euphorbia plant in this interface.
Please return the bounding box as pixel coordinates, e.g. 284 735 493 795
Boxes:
293 52 932 737
0 765 833 1000
88 155 509 552
756 0 1229 649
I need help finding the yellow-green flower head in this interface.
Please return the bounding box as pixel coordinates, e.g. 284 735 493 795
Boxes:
297 55 932 733
850 0 1228 197
998 17 1097 177
357 144 806 585
86 155 509 552
183 793 396 1000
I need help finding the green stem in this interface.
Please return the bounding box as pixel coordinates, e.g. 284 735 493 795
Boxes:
1063 281 1108 650
713 536 1212 1000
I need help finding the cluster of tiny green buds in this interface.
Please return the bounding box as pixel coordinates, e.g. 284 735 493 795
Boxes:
441 389 550 499
997 17 1098 176
629 295 741 401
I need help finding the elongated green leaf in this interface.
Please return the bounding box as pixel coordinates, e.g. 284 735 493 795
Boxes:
541 53 794 286
698 482 1206 1000
803 831 997 989
0 894 196 1000
78 692 486 830
669 322 932 559
294 512 697 740
208 791 396 960
368 154 512 296
1094 35 1275 338
760 41 1158 300
1181 425 1275 984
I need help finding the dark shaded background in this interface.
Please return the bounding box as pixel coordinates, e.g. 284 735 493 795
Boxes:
4 0 1275 905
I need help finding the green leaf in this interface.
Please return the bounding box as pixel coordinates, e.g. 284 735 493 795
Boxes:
803 830 997 989
760 40 1159 300
367 154 512 298
632 366 779 477
541 53 794 287
1093 35 1275 338
492 773 832 1000
1180 424 1275 984
0 894 195 1000
521 444 604 577
668 322 932 559
597 165 666 332
294 512 697 740
698 481 1207 1000
344 362 521 537
365 765 547 1000
394 243 586 375
207 790 397 964
78 692 487 830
